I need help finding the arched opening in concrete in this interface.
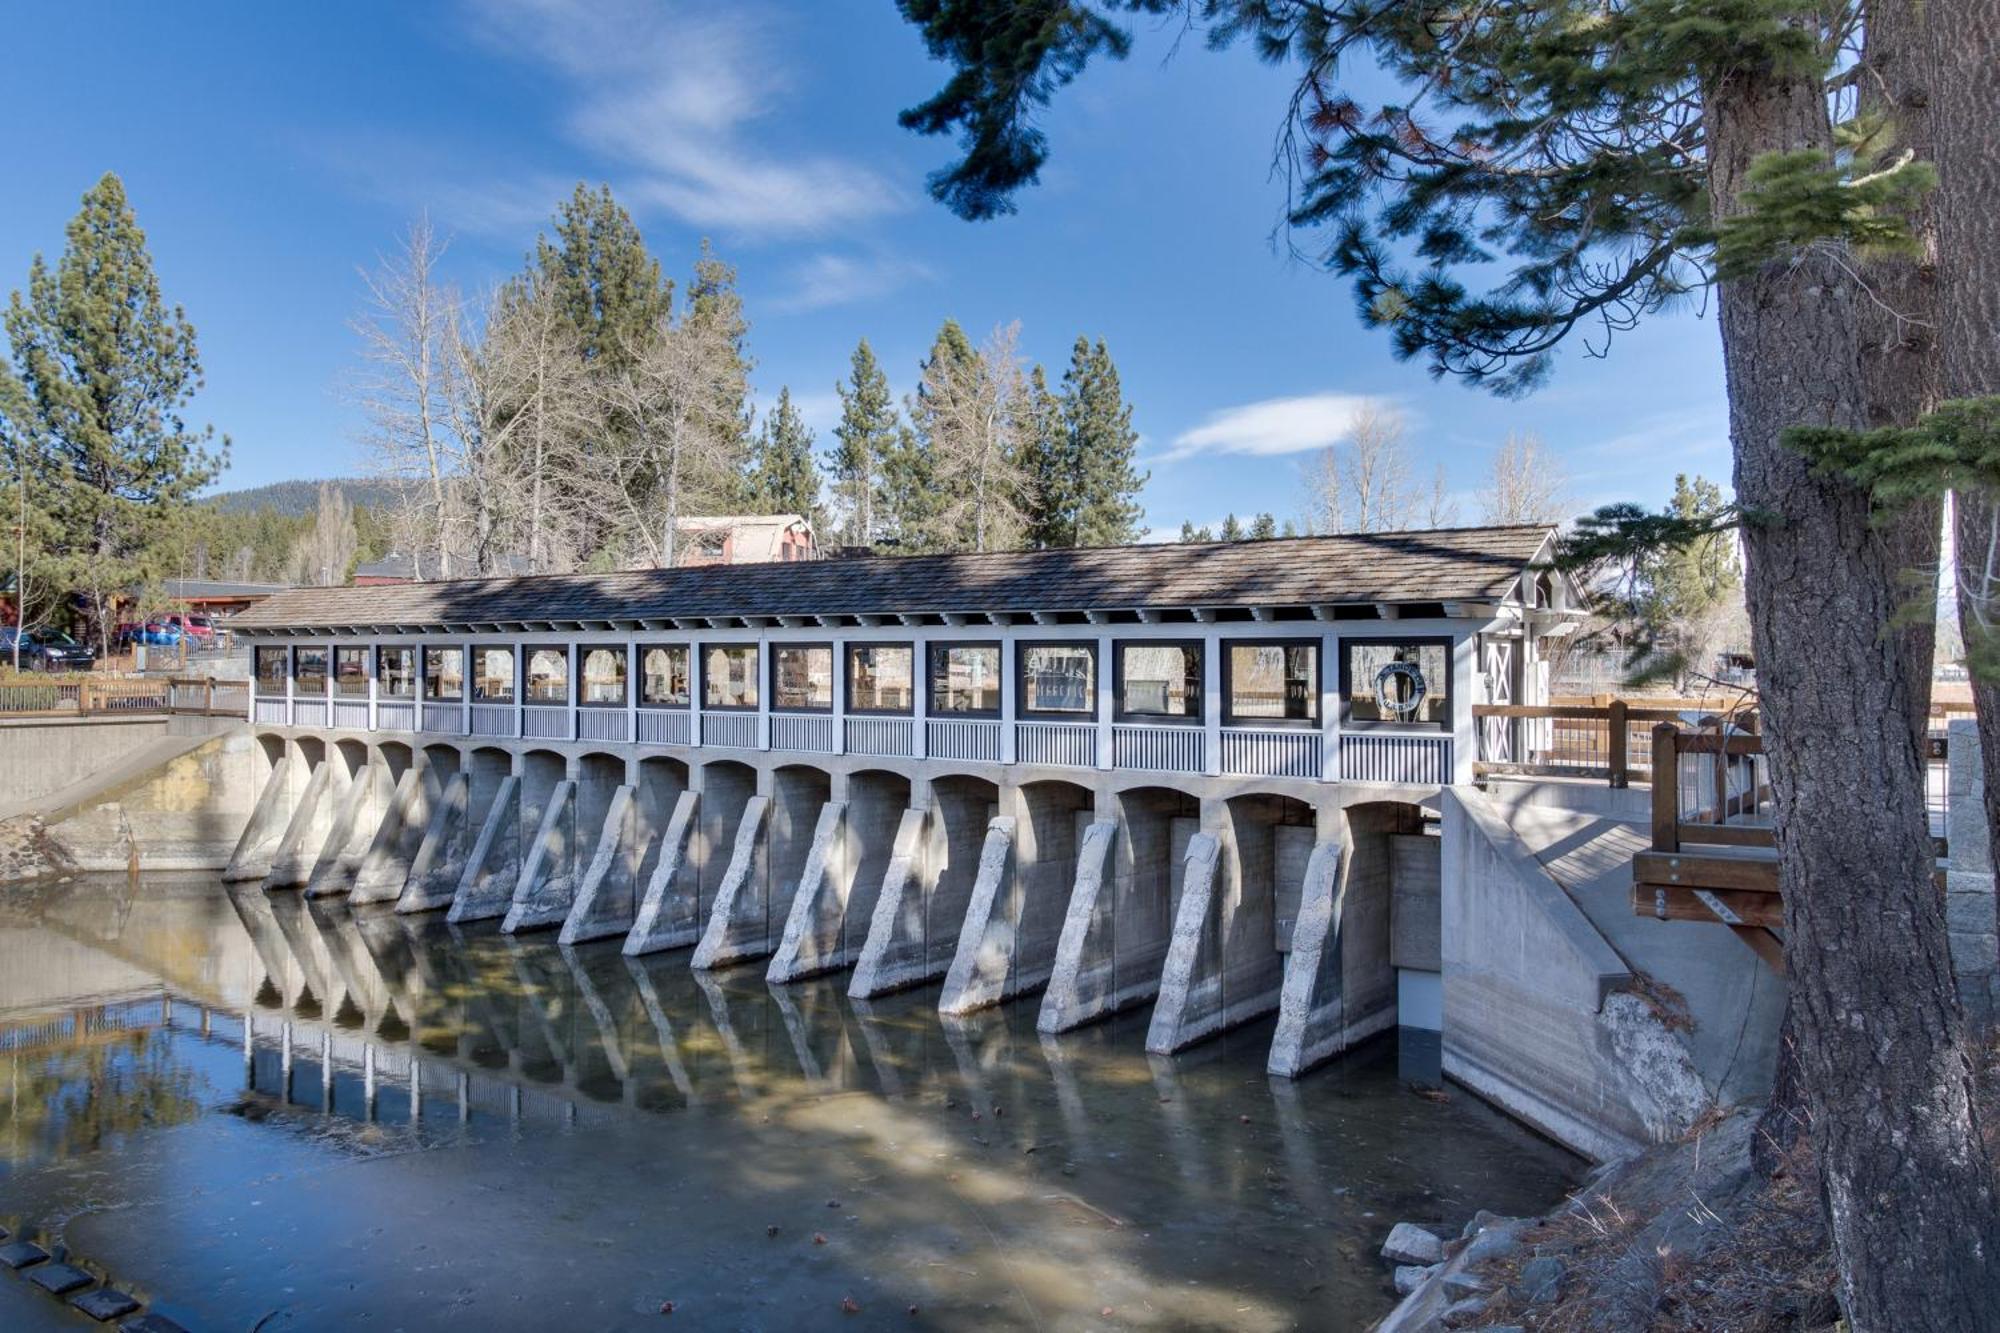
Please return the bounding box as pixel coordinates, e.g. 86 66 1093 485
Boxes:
376 741 414 785
422 744 462 785
333 737 369 784
1342 799 1434 1034
636 756 690 885
255 733 288 788
1223 793 1319 956
295 734 327 771
769 763 834 910
845 770 912 955
695 760 757 919
575 752 625 856
1114 785 1202 995
520 749 568 844
928 774 1002 956
466 747 511 828
1015 778 1096 962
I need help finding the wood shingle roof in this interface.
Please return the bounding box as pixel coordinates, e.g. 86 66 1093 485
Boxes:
230 525 1556 633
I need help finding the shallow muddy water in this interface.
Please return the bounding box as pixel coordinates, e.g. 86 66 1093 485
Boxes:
0 876 1580 1330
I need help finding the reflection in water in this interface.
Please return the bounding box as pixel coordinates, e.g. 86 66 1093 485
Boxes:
0 876 1581 1330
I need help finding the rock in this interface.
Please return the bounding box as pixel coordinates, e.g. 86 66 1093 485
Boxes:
27 1262 92 1295
71 1288 141 1322
1459 1209 1516 1240
1380 1221 1445 1266
0 1240 48 1269
1463 1226 1522 1265
1391 1264 1434 1296
1440 1295 1490 1328
1441 1271 1488 1299
1516 1255 1566 1305
120 1317 192 1333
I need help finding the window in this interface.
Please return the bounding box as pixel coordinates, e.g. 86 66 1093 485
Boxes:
928 642 1001 716
378 646 417 699
1342 639 1451 729
254 646 288 695
847 644 913 714
294 646 328 695
772 644 833 712
702 644 758 710
1224 640 1319 727
424 647 464 702
473 647 515 703
580 647 627 707
1115 640 1202 722
334 646 371 698
639 645 690 707
1019 641 1096 717
524 647 568 705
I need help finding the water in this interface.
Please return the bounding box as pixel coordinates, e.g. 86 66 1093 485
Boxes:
0 876 1580 1330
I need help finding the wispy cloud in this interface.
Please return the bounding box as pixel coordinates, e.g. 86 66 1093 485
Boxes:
769 253 936 314
1161 393 1397 463
460 0 905 237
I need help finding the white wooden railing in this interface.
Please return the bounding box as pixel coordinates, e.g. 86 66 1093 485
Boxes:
522 706 570 740
1017 720 1098 768
1339 733 1453 785
637 710 691 746
421 702 464 734
578 710 630 743
333 699 371 730
254 697 288 724
929 717 1002 763
469 704 514 737
376 701 416 732
1219 727 1322 780
292 699 329 728
1111 724 1204 774
770 713 837 753
845 716 914 757
702 711 759 749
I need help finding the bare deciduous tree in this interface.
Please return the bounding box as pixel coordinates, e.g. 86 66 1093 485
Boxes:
911 321 1029 553
350 216 457 580
286 482 358 587
1424 463 1460 528
1478 431 1569 525
1300 403 1422 534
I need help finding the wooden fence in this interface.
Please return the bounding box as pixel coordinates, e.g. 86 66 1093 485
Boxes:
0 676 246 718
1471 700 1737 787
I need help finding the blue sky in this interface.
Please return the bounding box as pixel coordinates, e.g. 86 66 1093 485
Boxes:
1 0 1730 536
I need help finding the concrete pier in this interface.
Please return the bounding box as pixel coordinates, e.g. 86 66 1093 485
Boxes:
265 739 355 888
447 773 522 924
225 736 308 882
351 748 448 904
939 780 1093 1016
768 769 912 983
306 746 401 897
621 792 702 955
850 775 1000 999
695 762 835 968
564 756 687 945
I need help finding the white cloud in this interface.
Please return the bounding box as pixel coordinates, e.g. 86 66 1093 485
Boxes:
1162 393 1398 463
769 253 935 314
461 0 904 237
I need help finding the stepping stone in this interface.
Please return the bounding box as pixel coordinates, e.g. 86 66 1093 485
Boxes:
122 1315 192 1333
0 1240 48 1268
27 1262 92 1295
73 1288 141 1322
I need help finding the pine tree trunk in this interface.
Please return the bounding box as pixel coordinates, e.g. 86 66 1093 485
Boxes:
1705 34 2000 1329
1933 0 2000 1022
1756 0 1946 1177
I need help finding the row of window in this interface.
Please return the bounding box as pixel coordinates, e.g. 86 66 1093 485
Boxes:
255 638 1452 729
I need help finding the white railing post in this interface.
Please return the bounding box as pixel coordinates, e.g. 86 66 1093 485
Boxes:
512 645 524 740
367 646 380 732
1000 638 1017 765
461 640 474 737
1202 629 1222 777
1095 634 1114 770
566 642 579 742
690 643 704 749
283 641 295 727
1321 629 1342 784
912 639 929 759
757 644 771 751
833 638 848 756
626 638 639 746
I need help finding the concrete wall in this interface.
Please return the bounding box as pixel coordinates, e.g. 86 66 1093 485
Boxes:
1440 787 1710 1162
0 715 177 812
22 725 265 872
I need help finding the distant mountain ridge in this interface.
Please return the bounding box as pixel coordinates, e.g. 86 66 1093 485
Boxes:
207 477 410 516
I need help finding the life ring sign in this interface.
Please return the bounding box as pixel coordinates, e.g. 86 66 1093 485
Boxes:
1373 660 1428 718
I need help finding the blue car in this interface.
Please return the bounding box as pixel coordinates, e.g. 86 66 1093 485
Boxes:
117 620 188 647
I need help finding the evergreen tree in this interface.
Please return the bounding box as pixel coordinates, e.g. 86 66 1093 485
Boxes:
1178 520 1211 543
683 240 755 497
889 319 981 551
746 388 822 528
1 173 226 652
1218 513 1245 542
1061 337 1146 545
825 339 898 547
1279 518 1299 538
1249 513 1277 540
531 183 673 370
1018 364 1072 548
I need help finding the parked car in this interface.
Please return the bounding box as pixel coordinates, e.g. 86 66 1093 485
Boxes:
0 628 98 672
157 612 217 644
116 620 188 647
